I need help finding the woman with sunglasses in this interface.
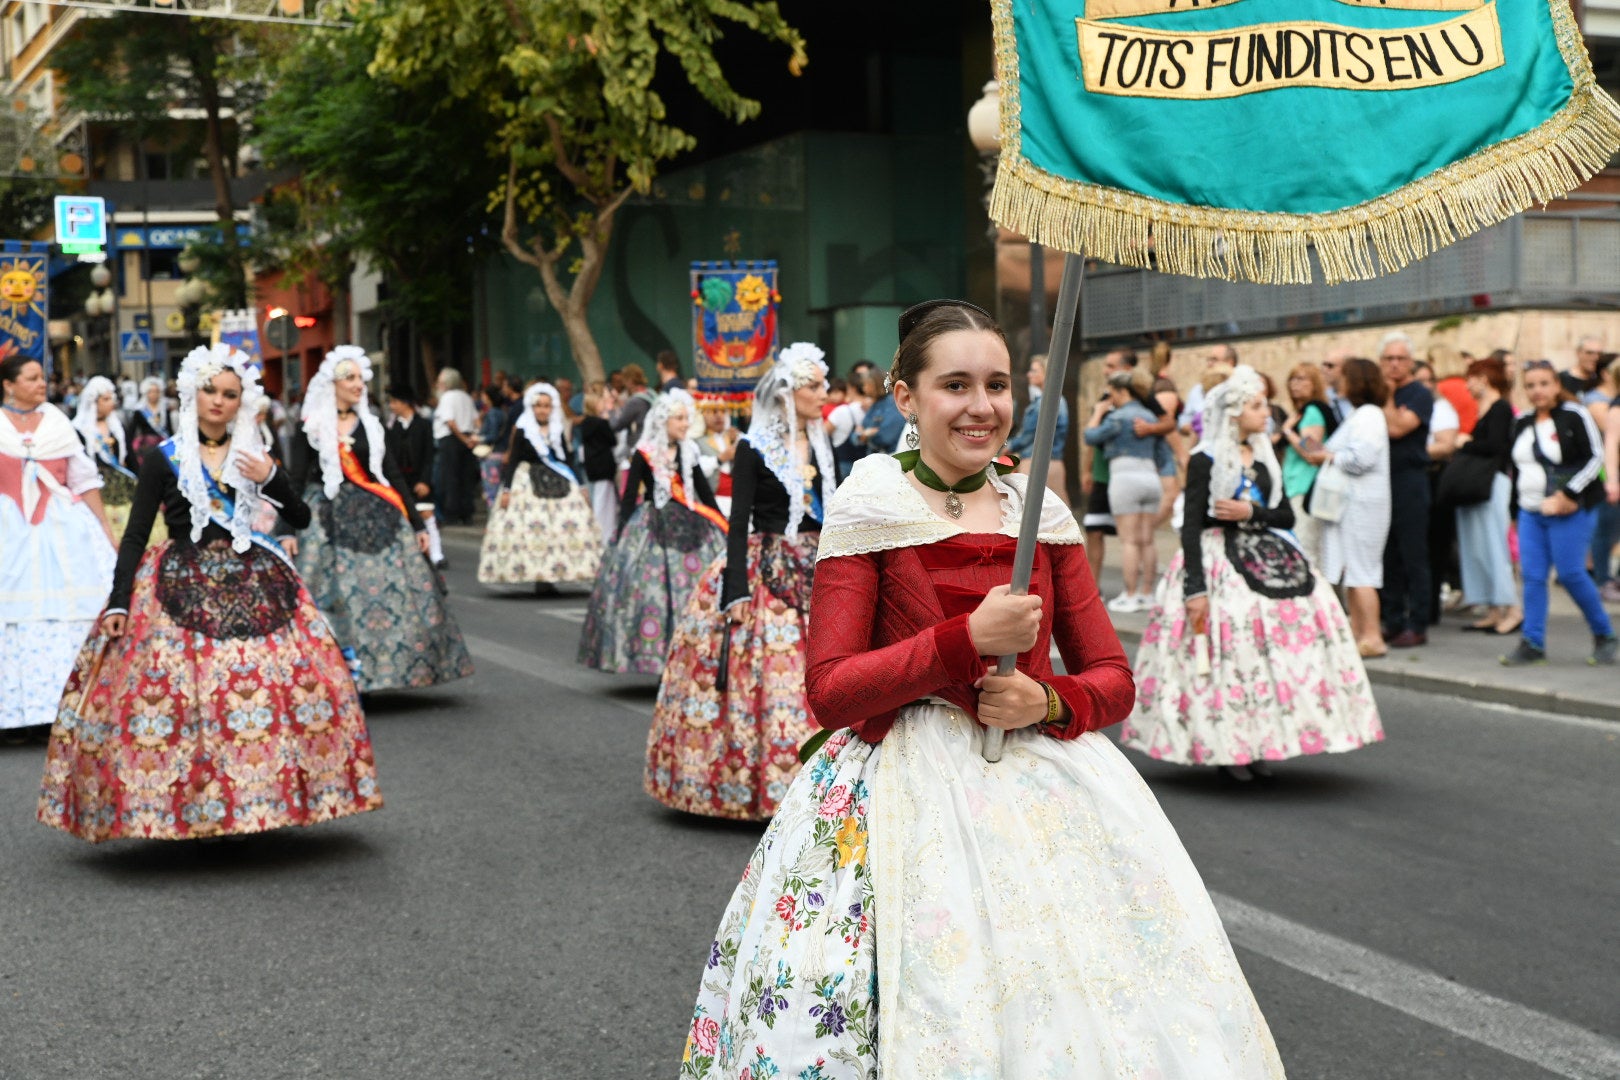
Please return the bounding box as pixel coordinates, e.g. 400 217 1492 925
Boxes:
678 301 1284 1079
1501 361 1618 665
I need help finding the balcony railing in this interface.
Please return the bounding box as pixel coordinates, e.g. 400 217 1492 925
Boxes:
1083 212 1620 345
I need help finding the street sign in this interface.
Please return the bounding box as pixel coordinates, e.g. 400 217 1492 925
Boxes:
53 196 106 247
133 312 152 330
119 329 152 363
264 314 299 351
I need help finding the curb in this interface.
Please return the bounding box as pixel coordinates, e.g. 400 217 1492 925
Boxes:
1109 626 1620 725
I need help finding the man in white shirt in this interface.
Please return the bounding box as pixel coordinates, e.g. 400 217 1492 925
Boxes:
433 368 480 526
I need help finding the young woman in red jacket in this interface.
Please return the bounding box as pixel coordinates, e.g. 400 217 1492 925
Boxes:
677 301 1284 1079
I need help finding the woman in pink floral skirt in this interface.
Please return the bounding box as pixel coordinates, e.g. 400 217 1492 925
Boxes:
1122 366 1384 781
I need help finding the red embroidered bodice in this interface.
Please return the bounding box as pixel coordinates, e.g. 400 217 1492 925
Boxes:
0 452 73 524
806 534 1134 743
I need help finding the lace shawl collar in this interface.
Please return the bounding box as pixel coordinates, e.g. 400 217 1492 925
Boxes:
816 453 1082 562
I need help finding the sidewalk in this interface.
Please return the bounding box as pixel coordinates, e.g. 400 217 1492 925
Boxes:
1093 529 1620 724
442 519 1618 722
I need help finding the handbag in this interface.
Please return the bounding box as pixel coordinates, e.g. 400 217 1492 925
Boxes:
1306 459 1350 523
1436 453 1497 507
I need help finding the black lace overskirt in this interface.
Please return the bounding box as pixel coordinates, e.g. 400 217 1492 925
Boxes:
1224 527 1314 599
156 540 301 639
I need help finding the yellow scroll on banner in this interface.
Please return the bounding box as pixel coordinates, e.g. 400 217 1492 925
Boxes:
1085 0 1485 17
1079 4 1503 99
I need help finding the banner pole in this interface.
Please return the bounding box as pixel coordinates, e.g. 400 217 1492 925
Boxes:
983 250 1086 764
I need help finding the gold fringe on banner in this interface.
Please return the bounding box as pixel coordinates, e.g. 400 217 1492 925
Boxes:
989 0 1620 286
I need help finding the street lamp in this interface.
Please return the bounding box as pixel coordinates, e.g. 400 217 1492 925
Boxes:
83 264 116 375
967 79 1047 358
176 275 209 351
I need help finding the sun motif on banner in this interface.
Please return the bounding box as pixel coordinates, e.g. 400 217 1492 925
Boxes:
0 256 41 318
735 274 770 313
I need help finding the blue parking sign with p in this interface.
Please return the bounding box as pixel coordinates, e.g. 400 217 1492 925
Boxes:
54 196 107 246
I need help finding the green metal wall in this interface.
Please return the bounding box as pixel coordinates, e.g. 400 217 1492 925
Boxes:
479 128 967 383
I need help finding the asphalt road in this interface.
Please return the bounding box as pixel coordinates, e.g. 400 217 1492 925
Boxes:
1 531 1615 1080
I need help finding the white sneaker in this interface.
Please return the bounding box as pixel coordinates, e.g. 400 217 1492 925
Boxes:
1106 592 1136 613
1134 593 1155 612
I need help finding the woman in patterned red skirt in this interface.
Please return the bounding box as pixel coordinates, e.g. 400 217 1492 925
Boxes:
38 344 382 842
645 344 837 820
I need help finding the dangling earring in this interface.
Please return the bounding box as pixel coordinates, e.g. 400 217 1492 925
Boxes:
905 414 920 450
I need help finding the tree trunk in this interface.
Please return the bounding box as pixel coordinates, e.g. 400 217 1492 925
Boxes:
419 332 440 389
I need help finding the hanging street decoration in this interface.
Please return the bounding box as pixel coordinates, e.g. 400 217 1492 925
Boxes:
988 0 1620 284
690 260 781 411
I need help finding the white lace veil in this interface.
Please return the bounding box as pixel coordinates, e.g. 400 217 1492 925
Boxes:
175 344 267 552
633 387 699 508
741 342 836 538
1193 364 1283 515
302 345 386 499
72 375 126 465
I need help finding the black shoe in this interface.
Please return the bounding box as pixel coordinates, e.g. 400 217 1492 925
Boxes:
533 582 559 597
1500 640 1547 667
1590 635 1618 666
1220 765 1255 782
1248 760 1275 778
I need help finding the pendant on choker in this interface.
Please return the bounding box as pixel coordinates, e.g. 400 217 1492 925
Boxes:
943 491 964 519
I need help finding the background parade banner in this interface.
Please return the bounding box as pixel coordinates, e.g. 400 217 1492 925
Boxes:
690 260 779 409
989 0 1620 283
0 241 49 369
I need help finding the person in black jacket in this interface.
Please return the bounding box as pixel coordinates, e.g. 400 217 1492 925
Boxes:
644 345 837 820
292 347 473 693
38 344 382 843
574 383 621 540
386 385 445 569
1501 361 1618 665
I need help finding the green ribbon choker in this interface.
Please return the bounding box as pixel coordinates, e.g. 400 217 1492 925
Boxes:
895 450 1017 519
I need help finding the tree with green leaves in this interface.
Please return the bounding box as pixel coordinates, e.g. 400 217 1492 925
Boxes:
254 21 502 384
369 0 806 384
53 16 287 309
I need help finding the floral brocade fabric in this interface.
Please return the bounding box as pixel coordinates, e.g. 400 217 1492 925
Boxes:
681 730 877 1078
1123 529 1385 766
297 485 474 693
646 532 819 821
38 540 381 842
476 465 602 586
321 480 403 554
157 541 300 638
578 500 724 675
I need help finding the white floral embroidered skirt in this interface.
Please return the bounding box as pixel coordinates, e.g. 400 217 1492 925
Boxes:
1122 533 1385 766
476 467 603 585
681 704 1286 1079
1 495 115 729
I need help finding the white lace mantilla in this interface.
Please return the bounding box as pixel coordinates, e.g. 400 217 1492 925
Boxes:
816 453 1082 561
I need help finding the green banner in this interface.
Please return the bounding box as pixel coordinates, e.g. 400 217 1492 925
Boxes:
990 0 1620 283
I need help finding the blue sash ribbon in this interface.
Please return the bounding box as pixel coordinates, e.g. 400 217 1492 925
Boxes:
160 438 293 568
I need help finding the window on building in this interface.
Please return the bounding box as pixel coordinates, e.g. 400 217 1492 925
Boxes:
145 249 181 280
19 4 42 44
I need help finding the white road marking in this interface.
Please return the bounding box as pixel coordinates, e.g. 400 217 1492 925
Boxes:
464 633 1620 1075
1212 892 1620 1079
464 634 653 718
